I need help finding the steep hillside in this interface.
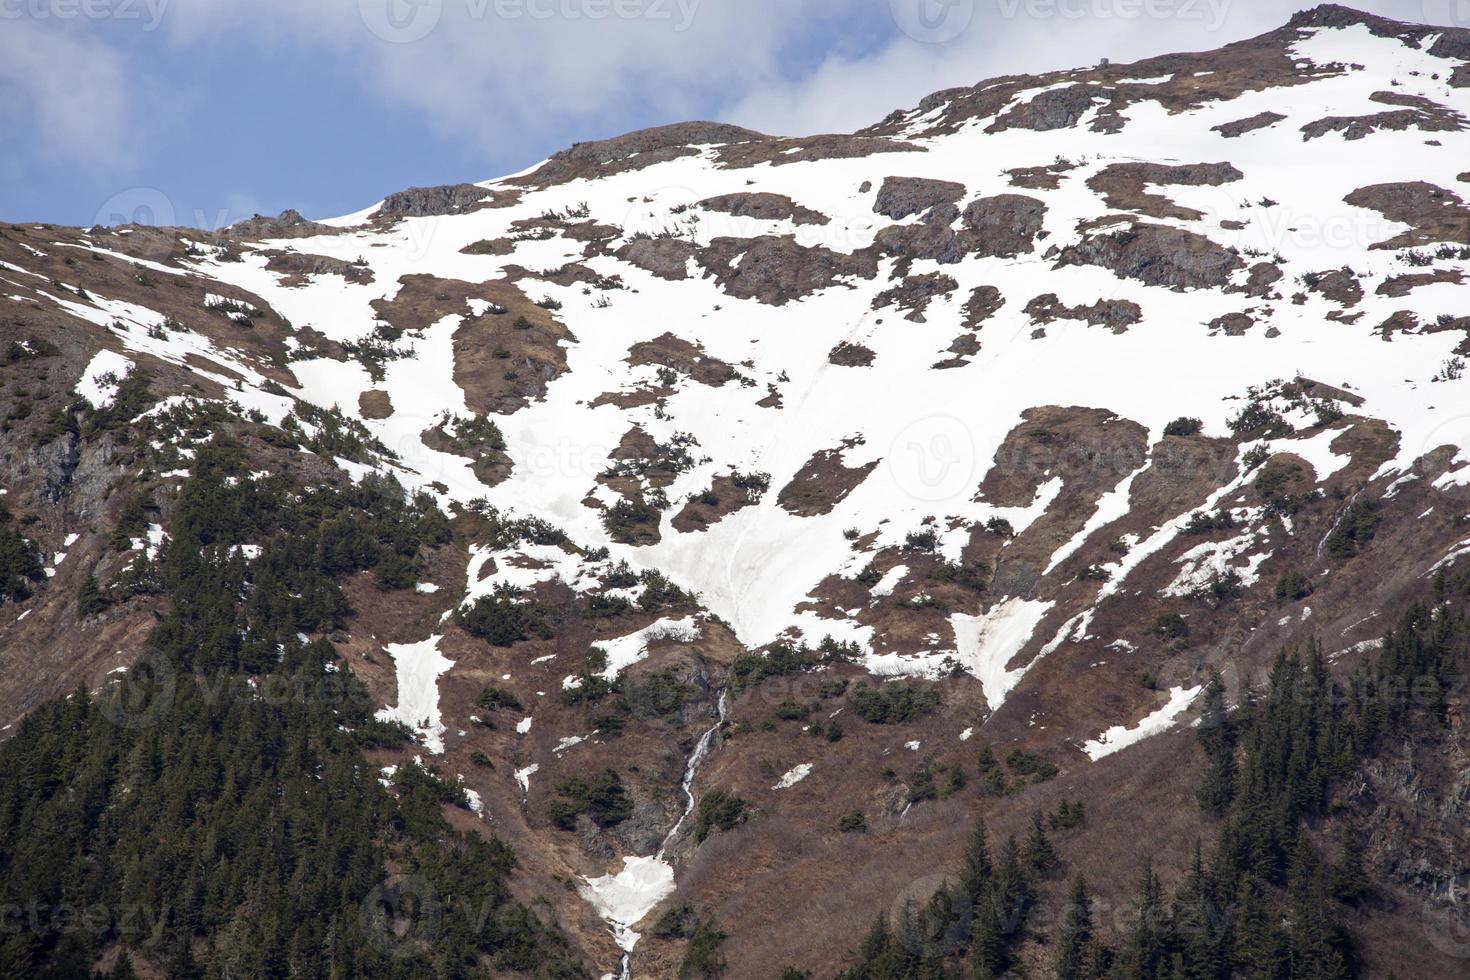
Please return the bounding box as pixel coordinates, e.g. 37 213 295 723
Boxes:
2 5 1469 977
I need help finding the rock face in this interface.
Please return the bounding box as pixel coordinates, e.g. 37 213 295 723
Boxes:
699 192 829 226
960 194 1047 257
374 182 497 219
696 235 878 305
520 121 768 185
873 176 967 220
1055 222 1244 289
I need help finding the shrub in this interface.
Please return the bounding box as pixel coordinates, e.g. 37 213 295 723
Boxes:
905 527 939 552
0 507 45 602
1325 500 1381 558
638 570 695 611
695 790 747 841
730 642 818 692
602 498 662 542
1164 417 1202 437
847 683 940 724
1151 611 1189 639
930 559 987 591
77 568 110 618
1182 509 1235 535
457 584 553 646
1275 570 1315 602
586 592 634 618
476 685 523 712
1006 749 1059 781
774 700 810 721
624 671 698 719
653 905 697 939
547 770 632 830
1188 570 1244 609
838 810 866 832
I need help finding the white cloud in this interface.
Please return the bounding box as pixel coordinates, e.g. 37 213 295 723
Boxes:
0 20 132 164
5 0 1465 180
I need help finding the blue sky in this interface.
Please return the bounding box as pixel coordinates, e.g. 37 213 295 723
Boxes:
1 0 1458 228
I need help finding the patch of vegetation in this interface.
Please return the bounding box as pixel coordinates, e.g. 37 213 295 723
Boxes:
1324 499 1381 558
456 583 554 646
623 671 698 720
0 505 45 602
730 641 819 692
1181 508 1235 535
602 497 663 542
847 683 940 724
476 685 523 712
547 770 633 830
695 789 747 841
1004 748 1058 782
0 435 584 978
1151 611 1190 639
1275 569 1315 603
1163 416 1202 437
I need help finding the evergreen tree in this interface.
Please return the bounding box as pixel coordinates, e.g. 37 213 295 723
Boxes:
1024 812 1057 874
1116 860 1169 980
77 566 109 617
1196 671 1236 816
1054 875 1095 980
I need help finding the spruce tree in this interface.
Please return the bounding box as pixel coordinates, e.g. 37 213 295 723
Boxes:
1054 874 1095 980
1024 812 1057 874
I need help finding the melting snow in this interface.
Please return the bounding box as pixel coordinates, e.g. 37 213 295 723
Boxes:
1082 685 1202 761
375 635 454 754
772 763 813 789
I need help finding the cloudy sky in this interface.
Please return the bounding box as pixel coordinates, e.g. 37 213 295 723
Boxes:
1 0 1461 227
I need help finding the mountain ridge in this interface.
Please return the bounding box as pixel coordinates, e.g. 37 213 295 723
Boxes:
1 5 1469 977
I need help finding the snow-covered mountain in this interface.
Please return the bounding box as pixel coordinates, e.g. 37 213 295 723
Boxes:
3 6 1470 977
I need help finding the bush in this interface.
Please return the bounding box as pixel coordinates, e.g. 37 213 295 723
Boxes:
457 584 553 646
1325 500 1381 558
1151 611 1189 639
373 550 418 591
1182 509 1235 535
730 642 818 692
602 498 662 542
547 770 632 830
476 685 523 712
985 517 1015 538
638 570 695 611
1005 749 1058 781
930 559 988 592
774 700 810 721
695 790 747 841
624 671 698 719
77 568 109 618
1164 416 1202 437
838 810 867 832
0 507 44 602
1275 570 1315 602
905 527 939 552
848 683 940 724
